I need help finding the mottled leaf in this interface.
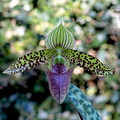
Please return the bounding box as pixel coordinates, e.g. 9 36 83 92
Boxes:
3 49 56 74
63 49 114 75
67 83 102 120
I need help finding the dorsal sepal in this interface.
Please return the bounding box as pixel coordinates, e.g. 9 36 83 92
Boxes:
45 23 75 49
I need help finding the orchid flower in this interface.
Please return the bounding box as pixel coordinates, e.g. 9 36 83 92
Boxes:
3 22 114 104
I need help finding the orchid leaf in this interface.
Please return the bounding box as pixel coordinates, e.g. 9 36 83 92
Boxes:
63 49 114 76
67 83 102 120
3 49 56 74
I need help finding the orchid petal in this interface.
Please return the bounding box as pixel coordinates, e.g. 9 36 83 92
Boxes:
63 49 114 76
3 49 56 74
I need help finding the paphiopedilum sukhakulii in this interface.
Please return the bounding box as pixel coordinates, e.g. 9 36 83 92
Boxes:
3 22 114 104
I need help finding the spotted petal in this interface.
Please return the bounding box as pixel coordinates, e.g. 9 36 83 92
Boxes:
3 49 56 74
63 49 114 76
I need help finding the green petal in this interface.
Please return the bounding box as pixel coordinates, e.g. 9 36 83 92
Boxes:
3 49 56 74
63 49 114 76
45 23 75 49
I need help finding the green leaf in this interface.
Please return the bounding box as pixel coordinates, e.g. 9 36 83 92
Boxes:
63 49 114 76
67 83 102 120
3 49 56 74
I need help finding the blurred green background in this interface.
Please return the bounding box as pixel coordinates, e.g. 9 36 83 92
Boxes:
0 0 120 120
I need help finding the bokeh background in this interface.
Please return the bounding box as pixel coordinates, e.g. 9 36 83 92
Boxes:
0 0 120 120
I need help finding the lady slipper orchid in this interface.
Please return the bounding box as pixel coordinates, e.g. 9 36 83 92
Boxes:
3 22 114 104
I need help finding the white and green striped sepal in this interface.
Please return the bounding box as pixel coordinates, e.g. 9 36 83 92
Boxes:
45 23 75 49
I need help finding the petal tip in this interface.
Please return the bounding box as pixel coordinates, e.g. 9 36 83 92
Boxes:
3 69 11 74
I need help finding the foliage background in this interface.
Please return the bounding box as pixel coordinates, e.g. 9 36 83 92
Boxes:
0 0 120 120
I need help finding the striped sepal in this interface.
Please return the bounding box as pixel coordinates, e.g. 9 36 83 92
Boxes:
45 23 75 49
63 49 114 76
3 49 56 74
